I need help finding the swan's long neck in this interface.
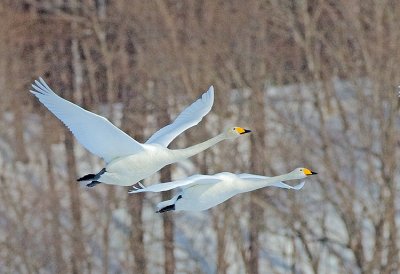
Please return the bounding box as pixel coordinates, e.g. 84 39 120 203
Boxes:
238 173 296 193
171 134 227 160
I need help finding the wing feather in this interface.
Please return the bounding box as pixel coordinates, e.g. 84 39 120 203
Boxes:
268 180 306 190
146 86 214 147
238 173 306 190
129 174 221 193
30 78 143 163
238 173 270 180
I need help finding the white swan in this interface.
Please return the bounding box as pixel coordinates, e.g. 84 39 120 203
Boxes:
30 78 251 187
129 168 317 212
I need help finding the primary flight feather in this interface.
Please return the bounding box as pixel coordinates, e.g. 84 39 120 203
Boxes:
31 78 144 162
30 78 251 187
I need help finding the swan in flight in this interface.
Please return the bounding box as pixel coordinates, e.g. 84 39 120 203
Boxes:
129 168 317 212
30 78 251 187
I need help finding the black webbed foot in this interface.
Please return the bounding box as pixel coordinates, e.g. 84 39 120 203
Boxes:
157 204 175 213
77 174 96 181
86 181 101 187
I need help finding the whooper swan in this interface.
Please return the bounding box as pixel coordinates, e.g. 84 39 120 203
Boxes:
130 168 317 212
30 78 251 187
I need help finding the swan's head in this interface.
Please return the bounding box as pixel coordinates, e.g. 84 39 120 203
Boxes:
291 167 318 179
225 127 252 139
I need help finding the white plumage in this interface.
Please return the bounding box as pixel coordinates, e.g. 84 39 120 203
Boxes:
145 88 214 147
31 79 143 163
30 78 251 187
129 168 317 212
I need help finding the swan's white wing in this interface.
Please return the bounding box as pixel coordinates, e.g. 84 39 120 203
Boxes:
238 174 306 190
145 86 214 147
238 173 269 180
30 78 144 163
129 174 221 193
269 180 306 190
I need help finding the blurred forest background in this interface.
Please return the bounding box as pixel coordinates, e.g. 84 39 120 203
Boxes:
0 1 399 274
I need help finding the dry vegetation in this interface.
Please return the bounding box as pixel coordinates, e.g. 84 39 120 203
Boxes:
0 1 399 274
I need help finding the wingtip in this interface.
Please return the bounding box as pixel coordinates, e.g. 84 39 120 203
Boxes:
30 89 44 95
294 180 306 190
205 85 214 102
31 82 45 95
39 77 48 87
128 188 145 194
200 85 214 103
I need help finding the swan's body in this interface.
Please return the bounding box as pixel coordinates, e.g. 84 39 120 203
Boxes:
130 168 317 212
93 133 240 186
30 78 251 187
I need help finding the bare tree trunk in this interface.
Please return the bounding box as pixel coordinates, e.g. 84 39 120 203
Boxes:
213 209 228 274
155 83 176 274
44 136 66 273
67 13 87 271
248 181 261 274
9 59 29 163
123 97 147 274
384 188 399 274
13 103 29 163
381 123 399 274
246 88 267 274
102 190 113 274
128 192 147 274
64 131 84 274
160 167 175 274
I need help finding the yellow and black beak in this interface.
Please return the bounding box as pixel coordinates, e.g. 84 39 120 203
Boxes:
236 127 252 135
304 168 317 176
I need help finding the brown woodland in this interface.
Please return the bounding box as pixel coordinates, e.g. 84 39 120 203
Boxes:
0 1 399 273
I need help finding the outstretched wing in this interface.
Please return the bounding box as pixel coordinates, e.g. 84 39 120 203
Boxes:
30 78 144 163
145 86 214 147
129 174 221 193
237 173 269 180
268 180 305 190
238 174 306 190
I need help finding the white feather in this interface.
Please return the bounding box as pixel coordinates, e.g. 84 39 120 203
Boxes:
30 79 249 186
146 86 214 147
129 174 221 193
131 168 313 211
30 78 143 163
